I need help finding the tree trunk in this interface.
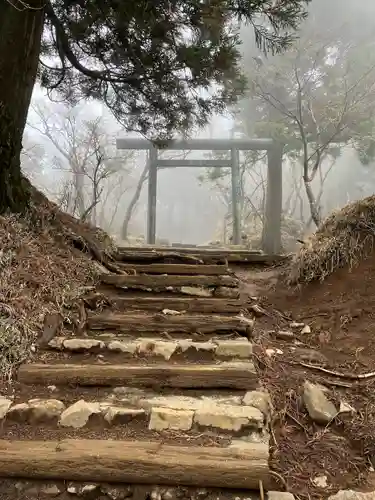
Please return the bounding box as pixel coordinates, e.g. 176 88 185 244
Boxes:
0 1 45 214
121 163 149 240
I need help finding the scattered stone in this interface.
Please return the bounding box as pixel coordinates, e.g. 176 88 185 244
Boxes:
63 338 104 351
265 348 283 357
149 407 194 431
267 492 296 500
194 404 263 431
312 475 328 488
101 484 133 499
152 341 178 360
0 396 12 419
104 406 145 425
80 484 99 495
144 395 202 411
162 309 181 315
275 330 294 340
301 325 311 334
186 341 216 352
27 398 65 421
161 488 178 500
151 487 162 500
249 304 266 316
180 286 212 297
59 400 101 428
41 484 61 496
290 322 305 329
242 391 272 418
215 340 253 358
303 381 337 424
6 403 30 422
67 484 78 494
48 385 57 392
328 491 375 500
339 401 356 414
108 340 138 354
48 337 65 349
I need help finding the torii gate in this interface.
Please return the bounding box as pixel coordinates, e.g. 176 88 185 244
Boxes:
116 138 283 254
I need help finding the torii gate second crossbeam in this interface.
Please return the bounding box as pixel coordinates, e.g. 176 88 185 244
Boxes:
116 138 283 254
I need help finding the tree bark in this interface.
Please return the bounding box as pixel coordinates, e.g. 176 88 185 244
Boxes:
0 439 269 489
0 1 45 214
18 362 258 390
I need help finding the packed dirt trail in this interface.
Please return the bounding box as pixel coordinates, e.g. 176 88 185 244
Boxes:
0 240 286 500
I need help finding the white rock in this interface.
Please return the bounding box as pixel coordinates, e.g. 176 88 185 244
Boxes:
312 475 328 488
149 407 194 431
152 341 177 360
107 340 138 354
59 400 101 428
162 309 181 315
327 491 375 500
215 340 253 358
63 338 104 351
290 322 305 329
0 396 12 419
267 492 296 500
194 405 263 431
48 337 65 349
339 401 356 414
303 381 337 424
180 286 212 297
81 484 99 494
104 406 145 424
301 325 311 334
27 398 65 420
41 484 61 496
243 391 272 417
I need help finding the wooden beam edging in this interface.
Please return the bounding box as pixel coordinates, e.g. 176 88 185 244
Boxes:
0 439 269 489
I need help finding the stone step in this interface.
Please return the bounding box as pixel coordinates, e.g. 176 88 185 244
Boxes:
46 337 254 361
0 479 268 500
17 361 258 390
0 438 269 489
0 389 270 434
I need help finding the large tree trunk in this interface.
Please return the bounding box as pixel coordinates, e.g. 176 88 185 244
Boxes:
0 1 45 214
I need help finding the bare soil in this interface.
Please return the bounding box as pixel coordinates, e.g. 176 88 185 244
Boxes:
245 255 375 498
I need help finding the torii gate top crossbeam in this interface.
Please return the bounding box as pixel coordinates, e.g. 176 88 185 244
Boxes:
116 137 275 151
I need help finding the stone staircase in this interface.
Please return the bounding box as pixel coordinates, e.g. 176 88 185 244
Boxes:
0 247 286 500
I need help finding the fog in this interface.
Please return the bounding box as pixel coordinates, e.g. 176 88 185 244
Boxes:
23 0 375 249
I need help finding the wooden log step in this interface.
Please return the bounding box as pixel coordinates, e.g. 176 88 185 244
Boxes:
86 312 253 334
0 439 269 489
17 362 258 389
100 273 239 289
100 296 244 314
115 248 284 264
118 246 262 255
116 263 229 275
